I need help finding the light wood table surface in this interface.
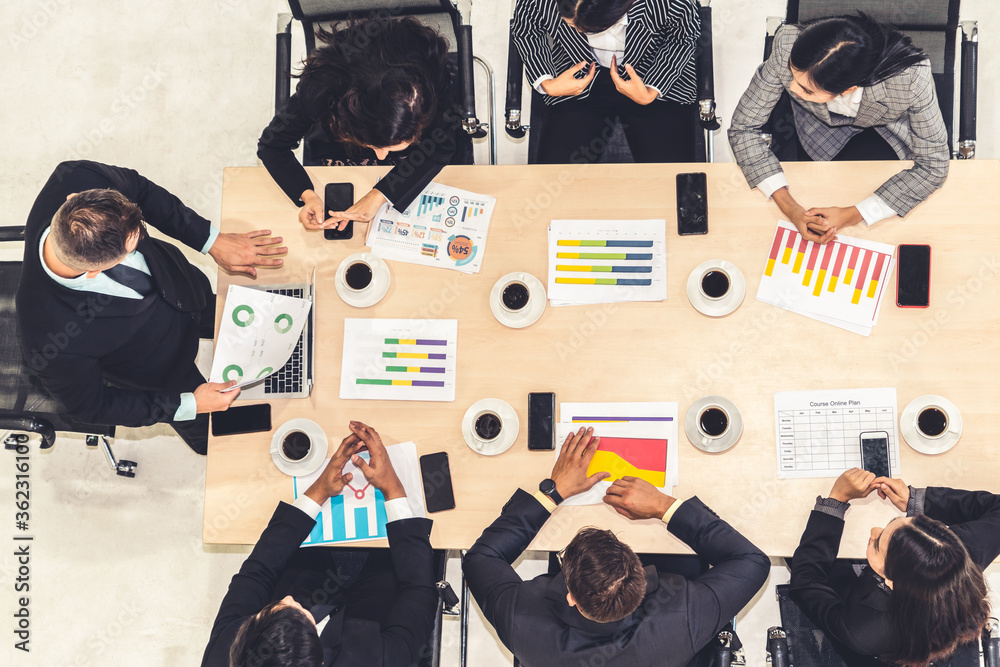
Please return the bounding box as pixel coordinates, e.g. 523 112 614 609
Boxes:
205 161 1000 559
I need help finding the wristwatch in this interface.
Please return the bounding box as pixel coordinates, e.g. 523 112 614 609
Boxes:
539 479 564 505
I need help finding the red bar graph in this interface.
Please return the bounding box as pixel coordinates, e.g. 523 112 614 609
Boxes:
829 243 849 292
851 248 874 304
792 237 808 273
803 242 821 286
844 246 860 284
765 228 785 276
813 243 835 296
867 253 887 298
782 229 796 264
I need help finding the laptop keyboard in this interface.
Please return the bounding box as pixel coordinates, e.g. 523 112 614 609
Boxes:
263 287 305 395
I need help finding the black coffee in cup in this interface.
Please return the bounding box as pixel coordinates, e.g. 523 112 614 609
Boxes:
701 270 731 299
475 412 503 441
282 430 311 461
699 407 729 437
345 262 373 290
501 282 530 311
917 407 948 437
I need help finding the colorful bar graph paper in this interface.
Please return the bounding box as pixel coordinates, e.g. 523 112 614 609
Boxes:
845 247 860 284
555 265 652 273
829 243 849 292
802 243 820 286
382 352 446 359
766 228 785 276
356 379 445 387
384 338 448 346
557 240 654 248
385 366 446 374
587 437 668 487
782 229 797 264
792 237 808 273
417 194 445 217
867 253 887 299
556 252 653 260
813 243 835 296
460 206 483 222
556 277 652 286
851 248 874 304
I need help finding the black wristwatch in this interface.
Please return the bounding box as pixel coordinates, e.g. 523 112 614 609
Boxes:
539 479 564 505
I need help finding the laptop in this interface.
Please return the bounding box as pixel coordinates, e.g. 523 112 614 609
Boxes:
237 268 316 400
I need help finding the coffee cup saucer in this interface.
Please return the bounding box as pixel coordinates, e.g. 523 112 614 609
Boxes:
900 395 962 455
270 418 329 476
686 259 746 318
684 396 743 453
335 252 390 308
462 398 519 456
490 272 546 329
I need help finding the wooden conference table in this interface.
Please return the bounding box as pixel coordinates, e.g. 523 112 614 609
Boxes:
205 161 1000 558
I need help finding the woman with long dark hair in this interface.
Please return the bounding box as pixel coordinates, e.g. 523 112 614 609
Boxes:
258 16 459 231
789 468 999 666
512 0 702 163
729 13 950 244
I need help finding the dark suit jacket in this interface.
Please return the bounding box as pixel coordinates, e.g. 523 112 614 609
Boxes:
16 160 213 428
463 490 770 667
202 502 438 667
511 0 700 106
789 487 1000 660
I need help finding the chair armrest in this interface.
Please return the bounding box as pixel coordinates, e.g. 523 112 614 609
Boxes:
984 618 1000 667
0 226 26 243
275 13 292 114
456 24 484 138
696 2 719 131
0 416 56 449
959 21 978 158
766 627 790 667
505 26 527 139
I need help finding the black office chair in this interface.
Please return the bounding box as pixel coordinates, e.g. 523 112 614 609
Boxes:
0 226 134 477
766 584 1000 667
274 0 488 167
504 0 719 164
761 0 979 159
458 550 746 667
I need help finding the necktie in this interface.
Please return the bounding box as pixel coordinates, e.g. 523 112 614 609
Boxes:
104 262 156 297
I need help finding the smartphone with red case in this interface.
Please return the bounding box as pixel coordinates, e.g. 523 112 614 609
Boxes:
896 244 931 308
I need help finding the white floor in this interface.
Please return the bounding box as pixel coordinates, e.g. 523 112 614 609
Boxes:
1 1 999 665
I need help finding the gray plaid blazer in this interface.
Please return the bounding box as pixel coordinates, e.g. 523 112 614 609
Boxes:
728 24 950 217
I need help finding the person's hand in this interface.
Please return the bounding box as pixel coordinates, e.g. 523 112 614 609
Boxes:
872 476 910 512
804 206 864 241
540 61 597 98
348 421 405 500
609 56 659 105
305 433 366 504
208 230 286 278
194 381 240 413
771 187 832 244
325 188 387 231
550 427 608 500
298 190 326 230
603 476 675 520
829 467 877 503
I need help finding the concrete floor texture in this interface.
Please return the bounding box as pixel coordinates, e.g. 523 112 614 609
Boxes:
1 0 998 665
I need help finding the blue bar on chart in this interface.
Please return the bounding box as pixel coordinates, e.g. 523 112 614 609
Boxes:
417 194 446 217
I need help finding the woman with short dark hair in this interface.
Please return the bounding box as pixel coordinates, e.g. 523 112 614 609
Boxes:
789 468 999 666
729 13 950 245
258 16 459 232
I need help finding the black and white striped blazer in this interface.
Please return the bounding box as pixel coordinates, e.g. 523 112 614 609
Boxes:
512 0 700 106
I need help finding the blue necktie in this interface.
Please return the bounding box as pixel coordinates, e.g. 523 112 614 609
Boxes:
104 262 156 297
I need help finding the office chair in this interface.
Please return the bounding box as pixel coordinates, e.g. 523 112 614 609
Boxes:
766 584 1000 667
458 550 746 667
760 0 978 159
0 226 135 477
274 0 492 166
504 0 719 164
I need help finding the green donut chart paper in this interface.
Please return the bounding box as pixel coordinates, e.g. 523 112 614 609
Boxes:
274 313 293 333
232 305 255 327
223 364 243 382
256 367 274 378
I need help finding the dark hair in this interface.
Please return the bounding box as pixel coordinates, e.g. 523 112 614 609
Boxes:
297 16 450 149
790 12 928 95
228 601 323 667
561 527 645 623
557 0 636 34
50 189 143 270
883 515 990 666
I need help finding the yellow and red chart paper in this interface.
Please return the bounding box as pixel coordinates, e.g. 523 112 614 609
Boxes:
756 220 896 336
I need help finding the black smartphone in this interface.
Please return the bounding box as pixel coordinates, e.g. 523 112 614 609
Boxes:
896 244 931 308
419 452 456 513
860 431 891 478
676 172 708 236
323 182 354 240
211 404 272 437
528 392 555 450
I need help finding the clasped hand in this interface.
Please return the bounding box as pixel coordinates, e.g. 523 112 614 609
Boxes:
829 468 910 511
304 421 405 504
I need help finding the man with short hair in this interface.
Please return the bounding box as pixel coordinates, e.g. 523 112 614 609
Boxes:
202 422 439 667
16 160 285 454
463 427 771 666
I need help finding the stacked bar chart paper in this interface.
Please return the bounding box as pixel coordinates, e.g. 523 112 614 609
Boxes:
547 220 667 305
340 319 457 401
756 220 895 335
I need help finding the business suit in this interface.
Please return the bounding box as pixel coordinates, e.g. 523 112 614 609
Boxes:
511 0 701 163
789 487 1000 662
202 501 438 667
16 160 214 453
463 490 770 666
729 24 950 217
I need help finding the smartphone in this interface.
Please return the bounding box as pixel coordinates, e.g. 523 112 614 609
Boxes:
419 452 456 513
896 244 931 308
528 392 555 450
860 431 891 479
676 172 708 236
323 182 354 240
211 403 272 437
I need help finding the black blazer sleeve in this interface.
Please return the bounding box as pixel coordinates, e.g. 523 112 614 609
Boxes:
257 92 320 206
461 489 551 647
372 116 456 213
201 502 316 667
639 0 700 97
923 487 1000 569
667 498 770 649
